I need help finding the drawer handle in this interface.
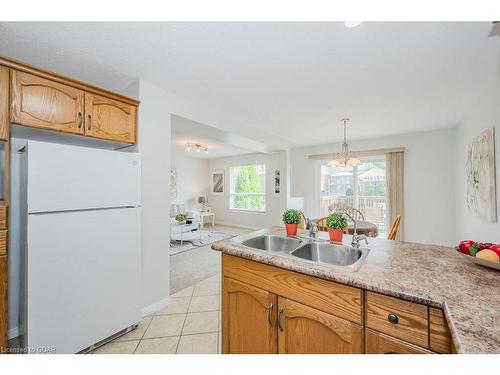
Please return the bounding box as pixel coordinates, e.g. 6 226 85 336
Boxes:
388 313 399 324
77 112 82 128
88 114 92 131
268 303 273 326
278 308 284 332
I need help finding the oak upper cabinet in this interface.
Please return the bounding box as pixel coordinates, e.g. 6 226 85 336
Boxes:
84 92 136 143
0 66 9 140
277 297 363 354
222 277 277 354
10 71 85 135
365 329 431 354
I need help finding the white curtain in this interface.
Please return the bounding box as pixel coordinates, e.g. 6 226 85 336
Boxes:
386 151 404 240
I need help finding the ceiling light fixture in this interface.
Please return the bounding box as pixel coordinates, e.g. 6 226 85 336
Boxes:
344 21 363 28
327 118 361 168
186 143 209 154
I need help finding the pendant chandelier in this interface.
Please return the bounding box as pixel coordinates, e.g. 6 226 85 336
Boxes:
327 118 361 167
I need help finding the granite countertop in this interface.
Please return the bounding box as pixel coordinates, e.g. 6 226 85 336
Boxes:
212 227 500 354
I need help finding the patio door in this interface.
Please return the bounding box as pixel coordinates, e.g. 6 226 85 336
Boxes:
319 156 388 237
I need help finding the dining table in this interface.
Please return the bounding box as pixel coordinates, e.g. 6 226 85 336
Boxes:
310 218 379 238
346 220 379 237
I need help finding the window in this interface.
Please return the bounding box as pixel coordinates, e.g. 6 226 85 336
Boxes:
320 156 387 237
230 164 266 212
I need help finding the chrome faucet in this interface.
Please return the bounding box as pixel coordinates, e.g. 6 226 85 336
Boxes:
343 212 368 248
306 218 318 240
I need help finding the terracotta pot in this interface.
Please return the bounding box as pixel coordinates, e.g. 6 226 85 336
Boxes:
328 229 343 242
285 223 298 236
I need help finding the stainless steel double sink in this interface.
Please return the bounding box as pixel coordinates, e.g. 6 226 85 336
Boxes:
238 234 369 271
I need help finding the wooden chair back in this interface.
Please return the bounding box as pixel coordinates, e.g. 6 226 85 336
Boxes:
315 216 328 232
387 215 402 240
299 211 308 229
344 207 365 221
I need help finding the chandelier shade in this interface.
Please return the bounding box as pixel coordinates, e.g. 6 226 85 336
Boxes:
327 119 361 167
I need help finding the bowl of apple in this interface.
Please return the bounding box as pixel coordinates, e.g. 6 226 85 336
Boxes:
456 240 500 271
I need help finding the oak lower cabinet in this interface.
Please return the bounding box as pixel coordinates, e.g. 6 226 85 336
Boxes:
222 277 277 354
365 329 431 354
277 297 363 354
11 70 85 135
0 256 7 353
84 92 136 143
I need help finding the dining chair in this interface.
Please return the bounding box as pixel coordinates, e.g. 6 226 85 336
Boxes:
344 207 365 221
299 211 308 229
387 215 402 240
315 216 328 231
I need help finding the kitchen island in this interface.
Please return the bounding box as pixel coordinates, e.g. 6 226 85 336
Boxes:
212 227 500 354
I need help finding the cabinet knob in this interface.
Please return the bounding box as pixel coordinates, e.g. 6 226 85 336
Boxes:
387 313 399 324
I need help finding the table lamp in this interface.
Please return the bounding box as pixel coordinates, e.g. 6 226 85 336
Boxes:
198 195 207 212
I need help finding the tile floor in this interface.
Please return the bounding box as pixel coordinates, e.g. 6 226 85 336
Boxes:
92 274 221 354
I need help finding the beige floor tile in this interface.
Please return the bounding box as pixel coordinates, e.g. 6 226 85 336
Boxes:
143 314 186 339
182 311 219 335
134 336 180 354
188 295 219 313
193 283 220 296
177 333 218 354
154 297 191 315
171 286 194 298
93 340 139 354
113 316 152 342
197 274 220 286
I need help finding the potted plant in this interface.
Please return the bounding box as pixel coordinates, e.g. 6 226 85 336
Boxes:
325 212 347 242
175 213 188 224
282 209 302 236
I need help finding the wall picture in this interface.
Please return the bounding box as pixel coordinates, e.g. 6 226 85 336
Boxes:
274 169 281 196
466 127 497 222
212 170 224 195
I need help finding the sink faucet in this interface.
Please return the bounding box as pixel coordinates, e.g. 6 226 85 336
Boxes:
343 212 368 248
306 218 318 240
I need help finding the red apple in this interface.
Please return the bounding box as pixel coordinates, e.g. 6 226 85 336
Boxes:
489 244 500 258
458 240 475 254
478 242 493 250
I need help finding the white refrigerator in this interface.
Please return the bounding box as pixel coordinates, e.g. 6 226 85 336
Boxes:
18 140 142 354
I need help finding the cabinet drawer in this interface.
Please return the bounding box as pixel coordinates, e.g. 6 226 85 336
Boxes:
223 254 362 324
0 231 6 256
366 291 428 348
0 206 6 230
365 329 431 354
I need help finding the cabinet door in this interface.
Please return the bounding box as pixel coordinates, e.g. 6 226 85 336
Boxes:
365 329 431 354
10 70 84 134
277 297 363 354
0 256 7 354
222 277 277 354
84 93 136 143
0 66 8 140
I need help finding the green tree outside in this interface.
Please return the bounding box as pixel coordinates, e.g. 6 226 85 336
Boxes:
234 165 263 210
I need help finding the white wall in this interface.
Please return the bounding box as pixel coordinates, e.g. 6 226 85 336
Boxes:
136 80 172 314
290 129 457 246
171 149 209 211
207 152 288 229
455 76 500 242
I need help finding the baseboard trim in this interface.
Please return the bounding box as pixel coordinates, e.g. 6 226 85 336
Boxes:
142 296 171 317
214 221 261 230
8 326 19 340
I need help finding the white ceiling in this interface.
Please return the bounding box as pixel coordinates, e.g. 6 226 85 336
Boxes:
172 115 254 159
0 22 498 148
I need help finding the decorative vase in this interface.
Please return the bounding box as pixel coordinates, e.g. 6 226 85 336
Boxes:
328 229 343 242
285 223 298 236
